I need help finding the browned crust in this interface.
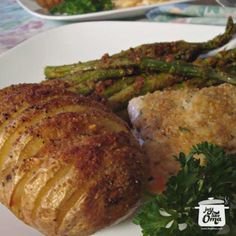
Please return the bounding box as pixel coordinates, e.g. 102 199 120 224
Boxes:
130 83 236 193
0 81 145 236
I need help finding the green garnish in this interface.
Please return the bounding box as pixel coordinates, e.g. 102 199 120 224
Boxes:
134 142 236 236
50 0 113 15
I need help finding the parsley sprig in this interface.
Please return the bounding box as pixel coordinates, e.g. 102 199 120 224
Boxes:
134 142 236 236
50 0 113 15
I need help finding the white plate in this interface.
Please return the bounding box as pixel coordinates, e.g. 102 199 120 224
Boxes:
0 22 225 236
17 0 193 21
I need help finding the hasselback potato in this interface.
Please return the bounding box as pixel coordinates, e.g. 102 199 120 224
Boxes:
0 80 145 236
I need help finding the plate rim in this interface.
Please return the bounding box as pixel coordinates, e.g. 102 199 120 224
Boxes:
0 20 224 59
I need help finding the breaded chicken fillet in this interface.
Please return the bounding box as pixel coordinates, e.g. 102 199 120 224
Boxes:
128 83 236 193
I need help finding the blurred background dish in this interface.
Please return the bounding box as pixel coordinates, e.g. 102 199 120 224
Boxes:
16 0 193 21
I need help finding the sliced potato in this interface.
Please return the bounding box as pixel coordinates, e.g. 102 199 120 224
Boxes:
0 80 145 236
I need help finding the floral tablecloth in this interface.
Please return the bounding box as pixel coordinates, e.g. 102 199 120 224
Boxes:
0 0 63 55
147 3 236 25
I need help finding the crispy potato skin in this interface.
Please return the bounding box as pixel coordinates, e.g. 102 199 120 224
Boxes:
0 80 145 236
128 84 236 193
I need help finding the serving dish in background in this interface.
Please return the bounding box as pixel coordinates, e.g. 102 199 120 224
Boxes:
16 0 193 21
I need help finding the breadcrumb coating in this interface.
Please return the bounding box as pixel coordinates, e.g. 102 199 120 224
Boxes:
128 83 236 193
